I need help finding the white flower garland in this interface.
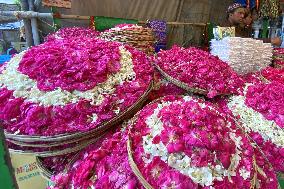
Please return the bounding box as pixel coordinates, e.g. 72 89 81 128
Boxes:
0 46 135 106
142 96 247 187
228 95 284 148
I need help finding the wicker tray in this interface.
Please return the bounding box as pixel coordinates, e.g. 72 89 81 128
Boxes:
127 123 153 189
59 97 278 188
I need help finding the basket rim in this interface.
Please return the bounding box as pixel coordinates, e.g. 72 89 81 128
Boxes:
153 63 208 95
36 156 53 180
9 134 103 157
4 81 153 143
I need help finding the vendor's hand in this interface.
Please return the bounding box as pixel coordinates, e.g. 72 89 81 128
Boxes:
271 37 282 47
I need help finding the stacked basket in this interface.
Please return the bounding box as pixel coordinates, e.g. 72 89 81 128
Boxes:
100 24 156 55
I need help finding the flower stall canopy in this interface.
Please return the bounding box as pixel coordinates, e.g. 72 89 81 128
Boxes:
38 0 234 47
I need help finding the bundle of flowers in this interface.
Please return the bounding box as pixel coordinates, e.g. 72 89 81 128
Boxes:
146 20 167 52
100 24 155 55
49 127 142 189
44 27 100 42
127 95 277 188
261 67 284 84
0 37 153 136
148 70 186 101
153 46 244 98
226 83 284 172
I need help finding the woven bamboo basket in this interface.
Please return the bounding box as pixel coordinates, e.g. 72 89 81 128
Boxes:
8 134 104 157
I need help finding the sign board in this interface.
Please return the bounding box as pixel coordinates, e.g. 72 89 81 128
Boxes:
42 0 71 8
213 27 235 40
10 153 48 189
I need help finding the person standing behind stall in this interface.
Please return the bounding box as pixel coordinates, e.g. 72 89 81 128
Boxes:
225 3 246 37
239 7 253 38
225 3 282 46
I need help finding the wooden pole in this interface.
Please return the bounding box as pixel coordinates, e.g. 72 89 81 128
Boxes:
28 0 40 45
0 11 52 19
20 0 34 47
0 11 207 27
55 14 90 20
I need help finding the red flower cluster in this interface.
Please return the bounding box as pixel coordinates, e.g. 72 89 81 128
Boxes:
19 38 121 91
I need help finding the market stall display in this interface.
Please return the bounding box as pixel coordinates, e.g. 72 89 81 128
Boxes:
50 95 278 189
0 37 153 155
3 0 284 187
153 45 244 98
99 24 155 55
210 37 273 75
259 0 280 19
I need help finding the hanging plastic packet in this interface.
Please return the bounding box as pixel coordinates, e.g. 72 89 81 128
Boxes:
213 26 235 40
